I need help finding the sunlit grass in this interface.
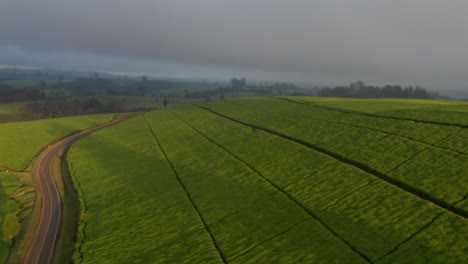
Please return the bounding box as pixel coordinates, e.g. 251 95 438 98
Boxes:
0 172 21 263
0 114 116 170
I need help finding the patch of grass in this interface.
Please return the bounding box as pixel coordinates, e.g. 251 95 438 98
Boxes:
0 172 22 263
52 150 80 264
0 114 115 170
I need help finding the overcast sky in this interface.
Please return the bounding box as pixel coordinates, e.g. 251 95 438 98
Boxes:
1 0 467 95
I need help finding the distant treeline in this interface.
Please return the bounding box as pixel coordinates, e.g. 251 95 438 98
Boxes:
65 77 172 96
23 98 130 117
319 81 439 99
184 79 311 100
0 83 44 103
1 75 173 98
0 97 135 122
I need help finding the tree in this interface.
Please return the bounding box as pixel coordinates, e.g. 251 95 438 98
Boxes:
163 98 168 107
40 80 47 90
350 80 365 93
414 86 428 98
230 78 246 89
137 85 146 96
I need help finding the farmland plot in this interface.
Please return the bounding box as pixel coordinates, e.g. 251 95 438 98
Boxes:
68 116 225 263
202 99 468 214
67 97 467 263
166 106 466 262
69 114 366 263
291 96 468 127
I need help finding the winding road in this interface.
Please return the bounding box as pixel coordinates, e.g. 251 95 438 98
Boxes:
23 118 128 264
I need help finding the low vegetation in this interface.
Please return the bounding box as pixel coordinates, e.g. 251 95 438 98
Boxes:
0 113 122 263
68 97 467 263
0 172 21 263
0 113 116 170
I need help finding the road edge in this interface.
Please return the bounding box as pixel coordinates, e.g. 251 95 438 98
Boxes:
11 114 135 263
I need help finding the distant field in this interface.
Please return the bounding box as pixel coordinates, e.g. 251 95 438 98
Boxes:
93 95 202 109
0 80 39 88
0 113 117 170
0 103 23 113
68 97 467 263
162 81 217 97
0 172 21 264
293 97 462 112
292 96 468 125
0 79 69 88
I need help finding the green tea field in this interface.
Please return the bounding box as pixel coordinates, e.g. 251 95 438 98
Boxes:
68 97 467 263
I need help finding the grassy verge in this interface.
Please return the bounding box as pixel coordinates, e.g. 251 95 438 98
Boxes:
6 162 42 263
0 113 116 171
0 172 21 264
52 149 80 264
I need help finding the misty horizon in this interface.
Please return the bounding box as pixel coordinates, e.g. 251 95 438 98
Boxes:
1 1 468 98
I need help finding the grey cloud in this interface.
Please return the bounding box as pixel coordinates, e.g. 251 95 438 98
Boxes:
1 0 468 91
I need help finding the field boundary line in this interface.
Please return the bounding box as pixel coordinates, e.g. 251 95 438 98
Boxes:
196 105 468 219
384 130 460 176
67 158 88 264
229 217 312 262
275 97 468 129
142 115 227 264
452 193 468 207
321 180 377 212
375 212 444 263
226 100 468 156
172 111 373 263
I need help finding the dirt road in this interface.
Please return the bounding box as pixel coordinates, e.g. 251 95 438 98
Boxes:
23 117 127 264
